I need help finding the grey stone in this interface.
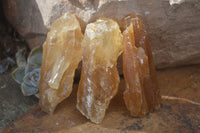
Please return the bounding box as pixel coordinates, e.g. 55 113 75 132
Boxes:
2 0 200 68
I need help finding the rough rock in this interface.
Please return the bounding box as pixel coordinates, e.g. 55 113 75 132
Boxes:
1 65 200 132
0 74 38 130
2 0 200 68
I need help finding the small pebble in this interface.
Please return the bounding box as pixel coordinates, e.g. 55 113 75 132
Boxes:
1 84 6 89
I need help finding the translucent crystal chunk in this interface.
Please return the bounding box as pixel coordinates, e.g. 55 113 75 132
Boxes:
76 18 123 124
123 15 161 117
39 13 83 114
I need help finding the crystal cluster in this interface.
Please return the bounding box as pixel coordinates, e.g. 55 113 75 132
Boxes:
37 13 160 123
39 13 83 114
76 18 123 124
122 15 161 117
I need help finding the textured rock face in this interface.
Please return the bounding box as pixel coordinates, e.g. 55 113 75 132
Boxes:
2 0 48 49
77 18 123 124
2 0 200 68
39 13 83 114
123 15 161 117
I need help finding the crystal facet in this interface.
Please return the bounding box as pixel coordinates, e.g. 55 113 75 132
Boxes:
39 13 83 114
76 18 123 124
123 15 161 117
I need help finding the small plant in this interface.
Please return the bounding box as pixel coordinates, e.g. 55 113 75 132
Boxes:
12 46 43 98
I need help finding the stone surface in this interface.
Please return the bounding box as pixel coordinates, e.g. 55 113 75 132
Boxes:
0 1 29 74
77 18 123 124
2 0 200 69
0 74 38 130
77 19 123 123
123 15 161 117
39 13 83 114
1 65 200 132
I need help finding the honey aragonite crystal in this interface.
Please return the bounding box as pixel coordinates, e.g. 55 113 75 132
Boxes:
39 13 83 114
77 18 123 124
123 15 161 117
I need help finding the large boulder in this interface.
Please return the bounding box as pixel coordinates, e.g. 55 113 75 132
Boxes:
2 0 200 68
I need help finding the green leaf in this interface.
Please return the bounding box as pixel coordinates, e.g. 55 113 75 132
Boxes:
12 67 25 84
34 93 39 98
21 82 39 96
16 48 27 68
23 68 41 88
25 63 40 74
27 46 43 66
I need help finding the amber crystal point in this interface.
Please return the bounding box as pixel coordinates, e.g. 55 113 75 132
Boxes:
39 13 83 114
123 15 161 117
76 18 123 124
